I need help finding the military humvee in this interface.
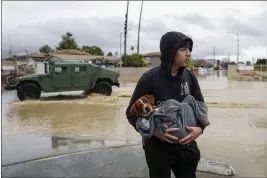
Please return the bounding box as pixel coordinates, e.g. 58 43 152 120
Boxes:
15 58 120 101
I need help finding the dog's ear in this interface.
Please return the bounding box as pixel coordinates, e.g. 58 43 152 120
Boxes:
146 95 155 105
130 103 139 116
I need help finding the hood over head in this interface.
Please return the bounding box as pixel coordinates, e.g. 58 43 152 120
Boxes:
159 31 193 80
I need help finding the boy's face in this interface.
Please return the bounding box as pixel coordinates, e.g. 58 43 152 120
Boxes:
173 42 191 68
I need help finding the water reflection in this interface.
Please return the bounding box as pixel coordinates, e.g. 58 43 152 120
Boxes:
193 71 228 90
193 70 228 81
2 133 141 166
51 136 138 150
3 101 140 141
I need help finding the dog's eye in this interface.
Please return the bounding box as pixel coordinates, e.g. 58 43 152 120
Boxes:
137 107 142 113
136 103 142 107
143 99 148 103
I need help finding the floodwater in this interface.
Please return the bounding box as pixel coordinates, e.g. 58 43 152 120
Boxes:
2 70 267 177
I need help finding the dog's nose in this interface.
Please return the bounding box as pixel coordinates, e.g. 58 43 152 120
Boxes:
145 106 151 112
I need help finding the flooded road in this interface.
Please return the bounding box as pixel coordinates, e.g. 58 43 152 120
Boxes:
2 70 267 177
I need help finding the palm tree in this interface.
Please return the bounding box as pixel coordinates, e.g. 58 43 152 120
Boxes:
124 1 130 66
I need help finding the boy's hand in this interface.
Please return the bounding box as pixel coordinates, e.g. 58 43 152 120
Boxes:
154 127 179 144
179 126 202 145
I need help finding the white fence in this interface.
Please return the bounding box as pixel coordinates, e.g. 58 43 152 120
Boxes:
228 65 267 81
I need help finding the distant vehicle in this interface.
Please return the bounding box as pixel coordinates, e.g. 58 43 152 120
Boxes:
14 59 120 101
208 68 214 71
197 67 208 73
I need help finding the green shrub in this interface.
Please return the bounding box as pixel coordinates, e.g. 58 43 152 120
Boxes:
122 54 146 67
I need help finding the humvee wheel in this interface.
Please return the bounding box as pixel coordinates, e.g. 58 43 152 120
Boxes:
17 83 41 101
94 81 112 96
82 89 93 96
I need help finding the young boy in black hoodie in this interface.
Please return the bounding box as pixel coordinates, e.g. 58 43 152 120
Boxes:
126 31 208 178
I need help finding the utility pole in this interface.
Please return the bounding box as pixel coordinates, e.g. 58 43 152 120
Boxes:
137 1 143 55
227 32 239 64
213 46 216 67
119 32 123 67
239 33 241 64
124 1 129 66
213 46 215 60
8 37 13 56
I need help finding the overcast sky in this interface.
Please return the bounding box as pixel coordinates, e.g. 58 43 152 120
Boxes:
2 1 267 62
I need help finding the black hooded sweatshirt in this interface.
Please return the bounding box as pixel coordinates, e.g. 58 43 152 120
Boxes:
126 31 206 135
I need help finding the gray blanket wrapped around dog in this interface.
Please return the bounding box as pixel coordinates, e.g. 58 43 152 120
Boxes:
136 95 210 140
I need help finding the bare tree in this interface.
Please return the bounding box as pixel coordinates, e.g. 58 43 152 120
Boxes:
19 40 30 57
19 40 31 74
8 37 19 74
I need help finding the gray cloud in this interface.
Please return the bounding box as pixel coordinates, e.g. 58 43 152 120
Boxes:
1 15 172 57
178 13 216 30
139 18 168 40
221 8 267 39
163 13 215 31
2 16 137 56
2 4 267 60
213 8 267 59
221 16 266 39
188 9 267 59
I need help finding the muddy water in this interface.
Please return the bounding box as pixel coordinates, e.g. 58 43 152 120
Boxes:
2 71 267 177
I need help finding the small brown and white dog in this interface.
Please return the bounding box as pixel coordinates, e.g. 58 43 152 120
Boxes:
130 95 159 118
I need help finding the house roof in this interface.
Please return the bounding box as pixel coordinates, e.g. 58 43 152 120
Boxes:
29 52 49 57
2 53 48 61
53 49 90 55
193 59 215 64
52 54 120 61
2 49 121 63
142 52 161 57
1 61 16 65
